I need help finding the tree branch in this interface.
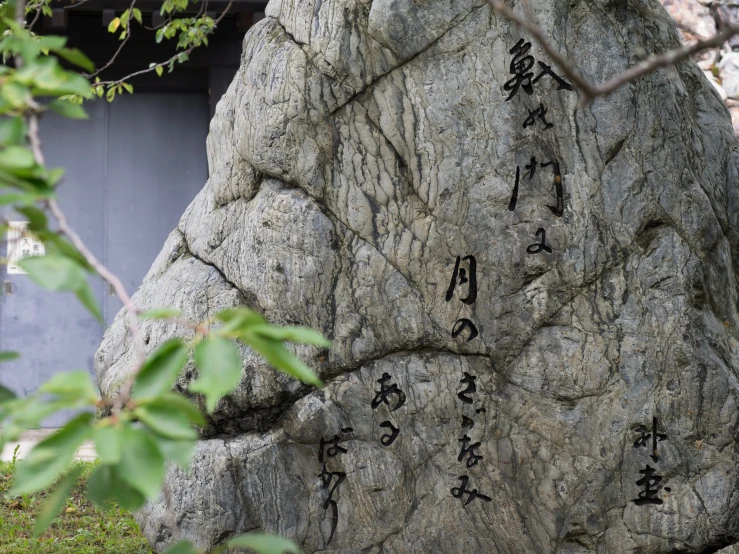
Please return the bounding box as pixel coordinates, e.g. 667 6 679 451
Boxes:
26 100 147 413
487 0 739 106
95 0 233 89
84 0 137 79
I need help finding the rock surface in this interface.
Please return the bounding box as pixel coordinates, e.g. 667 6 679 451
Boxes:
95 0 739 552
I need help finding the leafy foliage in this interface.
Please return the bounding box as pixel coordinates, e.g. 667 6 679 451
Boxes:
0 4 322 552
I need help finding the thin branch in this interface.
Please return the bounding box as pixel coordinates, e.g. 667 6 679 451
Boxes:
26 96 148 412
591 23 739 100
95 0 233 89
487 0 595 98
27 4 42 29
26 104 204 412
487 0 739 105
143 14 172 31
144 0 207 29
84 0 137 79
63 0 95 10
15 0 26 27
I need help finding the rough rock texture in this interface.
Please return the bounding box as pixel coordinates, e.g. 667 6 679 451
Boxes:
95 0 739 552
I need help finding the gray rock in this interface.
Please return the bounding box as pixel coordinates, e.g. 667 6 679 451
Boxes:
96 0 739 552
720 52 739 100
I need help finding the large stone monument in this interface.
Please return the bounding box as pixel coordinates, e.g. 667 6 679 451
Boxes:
95 0 739 551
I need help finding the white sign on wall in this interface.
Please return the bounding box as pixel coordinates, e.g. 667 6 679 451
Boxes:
6 221 45 275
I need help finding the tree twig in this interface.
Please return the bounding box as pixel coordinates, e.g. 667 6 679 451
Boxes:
27 3 43 29
26 96 148 409
95 0 233 89
486 0 739 105
84 0 137 79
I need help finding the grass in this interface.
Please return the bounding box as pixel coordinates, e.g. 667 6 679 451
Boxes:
0 457 152 554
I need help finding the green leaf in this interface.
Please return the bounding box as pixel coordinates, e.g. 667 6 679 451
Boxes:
0 384 16 402
0 350 20 362
86 463 147 510
133 338 189 399
109 477 147 510
0 192 39 206
108 17 120 33
190 336 242 412
10 397 70 429
133 403 198 440
0 117 26 146
226 533 301 554
54 48 94 73
93 425 122 464
0 168 41 192
216 307 267 326
240 333 322 387
132 8 143 24
36 36 67 52
143 392 205 426
249 325 330 348
20 57 91 98
17 205 48 231
33 465 83 537
11 413 93 495
20 255 87 292
122 82 133 94
216 307 267 338
35 231 92 272
85 463 113 505
138 307 182 320
48 99 88 119
39 370 97 403
0 146 36 170
163 541 200 554
155 65 164 77
75 281 103 324
117 426 165 498
1 82 29 107
153 436 195 469
47 167 65 186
